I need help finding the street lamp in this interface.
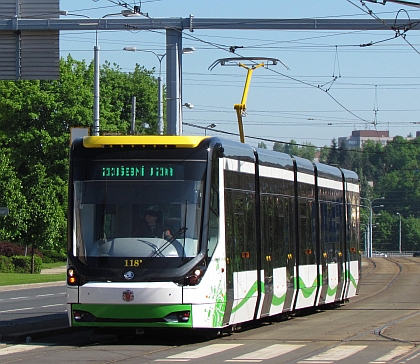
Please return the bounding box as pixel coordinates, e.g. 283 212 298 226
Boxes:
361 196 384 258
360 223 369 257
397 212 402 254
123 47 166 135
124 46 195 135
205 123 217 136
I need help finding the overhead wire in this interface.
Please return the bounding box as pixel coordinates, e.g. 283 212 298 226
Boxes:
67 1 418 145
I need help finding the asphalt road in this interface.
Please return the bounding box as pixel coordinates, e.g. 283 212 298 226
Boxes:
0 257 419 363
0 282 68 339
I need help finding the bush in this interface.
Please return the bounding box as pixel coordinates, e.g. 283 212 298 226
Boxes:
0 241 26 257
40 250 66 263
0 255 14 272
0 241 43 259
11 255 42 274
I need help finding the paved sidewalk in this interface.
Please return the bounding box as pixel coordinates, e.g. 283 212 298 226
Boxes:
40 266 66 274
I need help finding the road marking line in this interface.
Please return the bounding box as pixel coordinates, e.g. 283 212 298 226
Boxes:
299 345 367 362
155 344 243 361
0 303 66 313
370 345 414 363
226 344 305 362
41 304 66 308
0 344 52 356
0 307 35 313
36 293 56 297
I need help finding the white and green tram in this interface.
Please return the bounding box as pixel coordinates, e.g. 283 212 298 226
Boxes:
67 135 360 331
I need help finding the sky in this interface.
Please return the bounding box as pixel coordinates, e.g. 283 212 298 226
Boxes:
59 0 420 149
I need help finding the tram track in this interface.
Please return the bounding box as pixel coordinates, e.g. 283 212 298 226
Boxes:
272 256 420 363
350 257 402 304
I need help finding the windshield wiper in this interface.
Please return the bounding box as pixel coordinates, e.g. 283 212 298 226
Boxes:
147 227 188 259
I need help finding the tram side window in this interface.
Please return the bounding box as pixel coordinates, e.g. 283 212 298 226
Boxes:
225 189 257 273
225 189 235 288
332 201 342 255
274 196 288 267
208 186 220 258
320 201 334 262
298 199 315 265
348 193 359 260
261 195 275 267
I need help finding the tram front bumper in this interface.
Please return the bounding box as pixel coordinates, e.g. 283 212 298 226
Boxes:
70 303 193 328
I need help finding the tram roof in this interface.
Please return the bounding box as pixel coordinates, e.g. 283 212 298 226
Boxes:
81 135 207 149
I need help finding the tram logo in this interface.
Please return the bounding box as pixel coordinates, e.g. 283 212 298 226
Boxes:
122 289 134 302
124 270 135 280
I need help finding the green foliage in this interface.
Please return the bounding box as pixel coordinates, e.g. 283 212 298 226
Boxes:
11 255 42 274
273 140 316 160
0 272 65 286
0 55 160 255
0 255 42 273
0 150 28 242
257 141 267 149
327 139 339 165
40 250 67 263
0 256 14 272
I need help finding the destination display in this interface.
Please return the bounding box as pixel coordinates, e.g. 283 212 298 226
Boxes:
95 163 184 180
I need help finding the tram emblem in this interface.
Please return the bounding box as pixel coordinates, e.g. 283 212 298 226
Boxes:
124 270 135 280
122 289 134 302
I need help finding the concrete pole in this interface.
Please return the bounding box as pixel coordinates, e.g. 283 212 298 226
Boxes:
166 29 182 135
131 96 136 134
369 202 373 258
157 76 163 135
397 212 402 253
93 44 100 136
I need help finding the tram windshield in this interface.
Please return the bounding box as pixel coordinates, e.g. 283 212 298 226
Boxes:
72 161 206 269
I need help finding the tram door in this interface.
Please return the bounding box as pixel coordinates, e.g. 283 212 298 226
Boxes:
224 189 257 325
260 195 293 316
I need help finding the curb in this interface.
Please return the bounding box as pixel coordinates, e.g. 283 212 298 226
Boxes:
0 281 65 292
0 326 74 343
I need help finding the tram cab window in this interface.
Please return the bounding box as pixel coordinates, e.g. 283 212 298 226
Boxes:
73 179 205 263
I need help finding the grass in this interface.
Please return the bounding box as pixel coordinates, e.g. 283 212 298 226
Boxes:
0 261 66 287
43 261 67 269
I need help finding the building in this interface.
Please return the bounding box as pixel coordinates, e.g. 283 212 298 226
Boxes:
338 130 393 149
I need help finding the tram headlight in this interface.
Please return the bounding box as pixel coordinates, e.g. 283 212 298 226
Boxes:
67 267 78 286
184 266 206 286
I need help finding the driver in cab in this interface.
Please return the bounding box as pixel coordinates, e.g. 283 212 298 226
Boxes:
134 210 171 239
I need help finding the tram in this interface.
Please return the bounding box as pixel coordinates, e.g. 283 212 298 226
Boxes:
67 135 360 330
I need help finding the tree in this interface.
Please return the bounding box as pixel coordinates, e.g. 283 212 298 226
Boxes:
299 142 316 161
0 55 160 254
0 148 28 242
257 141 267 149
318 146 329 163
327 139 339 165
273 141 285 153
337 140 356 169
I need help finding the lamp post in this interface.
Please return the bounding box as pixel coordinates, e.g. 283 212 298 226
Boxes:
124 46 195 135
93 33 100 136
361 196 384 258
397 212 402 254
205 123 217 136
361 223 369 257
123 47 166 135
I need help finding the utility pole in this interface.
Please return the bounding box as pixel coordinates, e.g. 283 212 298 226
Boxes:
1 17 419 135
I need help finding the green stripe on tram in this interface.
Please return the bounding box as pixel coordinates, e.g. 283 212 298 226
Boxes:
71 303 193 328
